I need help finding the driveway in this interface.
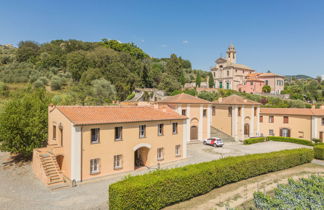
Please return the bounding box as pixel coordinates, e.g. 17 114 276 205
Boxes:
0 141 313 210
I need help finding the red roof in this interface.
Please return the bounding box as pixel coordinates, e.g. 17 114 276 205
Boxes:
213 95 260 105
260 108 324 116
158 93 210 104
55 106 186 125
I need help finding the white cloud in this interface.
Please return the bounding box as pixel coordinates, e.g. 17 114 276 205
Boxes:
182 40 189 44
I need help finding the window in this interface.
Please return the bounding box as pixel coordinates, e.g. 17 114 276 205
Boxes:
139 125 146 138
228 107 232 117
227 71 229 76
90 158 100 174
283 116 289 124
157 148 164 160
175 145 181 157
203 109 207 117
114 155 123 169
91 128 100 144
320 132 323 141
182 110 186 116
280 128 290 137
212 106 216 116
219 82 223 89
254 107 257 117
269 129 274 136
238 107 241 116
158 124 164 136
269 116 274 123
250 82 253 85
260 115 263 123
298 131 304 138
115 127 122 141
172 123 178 134
53 125 56 140
322 118 324 126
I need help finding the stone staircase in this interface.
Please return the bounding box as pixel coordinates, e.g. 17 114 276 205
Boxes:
210 127 235 142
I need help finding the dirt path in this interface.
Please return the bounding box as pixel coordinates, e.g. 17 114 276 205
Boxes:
164 163 324 210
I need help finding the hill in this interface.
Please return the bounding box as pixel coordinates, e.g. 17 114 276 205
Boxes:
285 75 313 80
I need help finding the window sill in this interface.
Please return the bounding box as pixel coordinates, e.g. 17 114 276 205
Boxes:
115 139 123 142
172 133 178 135
90 171 100 175
114 167 123 170
157 158 164 161
91 142 100 144
176 155 181 157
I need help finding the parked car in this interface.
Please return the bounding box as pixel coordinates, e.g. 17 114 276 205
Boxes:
203 137 224 147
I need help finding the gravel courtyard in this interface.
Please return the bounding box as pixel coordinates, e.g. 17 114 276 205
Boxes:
0 141 314 210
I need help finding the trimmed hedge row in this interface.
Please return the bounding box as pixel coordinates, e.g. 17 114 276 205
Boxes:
109 149 313 210
267 136 314 146
243 137 266 145
314 145 324 160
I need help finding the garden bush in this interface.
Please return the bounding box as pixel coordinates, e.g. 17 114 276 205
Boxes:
254 176 324 209
268 136 314 146
243 137 266 145
313 144 324 160
109 149 313 210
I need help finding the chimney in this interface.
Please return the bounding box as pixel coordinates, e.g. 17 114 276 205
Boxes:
218 97 223 103
311 104 316 109
244 99 247 103
320 105 324 110
48 104 55 113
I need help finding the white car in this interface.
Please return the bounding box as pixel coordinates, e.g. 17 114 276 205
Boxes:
203 137 224 147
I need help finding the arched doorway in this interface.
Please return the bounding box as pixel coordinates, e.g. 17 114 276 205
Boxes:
244 123 250 137
190 126 198 140
56 155 64 170
134 147 149 169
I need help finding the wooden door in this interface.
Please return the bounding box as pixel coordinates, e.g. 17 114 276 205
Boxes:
244 123 250 136
190 126 198 140
320 132 323 142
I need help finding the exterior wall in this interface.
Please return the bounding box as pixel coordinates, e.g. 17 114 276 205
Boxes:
212 105 232 136
260 114 312 140
48 108 72 179
212 104 259 140
237 81 264 94
80 119 185 181
260 77 284 94
315 116 324 142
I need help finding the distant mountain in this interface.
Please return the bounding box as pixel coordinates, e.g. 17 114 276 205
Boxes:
285 75 313 80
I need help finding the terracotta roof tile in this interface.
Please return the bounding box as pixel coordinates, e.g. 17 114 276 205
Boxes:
213 94 260 105
260 108 324 116
55 106 186 125
258 73 284 78
158 93 210 104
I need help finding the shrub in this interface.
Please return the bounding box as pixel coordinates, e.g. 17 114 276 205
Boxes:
313 145 324 160
50 76 63 90
254 176 324 209
268 136 314 146
33 79 45 88
126 92 135 100
243 137 266 145
109 149 313 210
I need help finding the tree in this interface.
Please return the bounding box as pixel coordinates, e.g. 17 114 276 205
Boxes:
208 72 215 88
66 50 90 81
262 85 271 93
16 41 40 63
0 88 50 158
89 78 116 104
196 72 201 87
158 73 181 94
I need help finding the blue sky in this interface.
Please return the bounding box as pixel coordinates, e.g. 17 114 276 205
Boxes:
1 0 324 77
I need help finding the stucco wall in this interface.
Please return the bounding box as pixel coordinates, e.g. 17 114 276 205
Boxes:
48 108 72 179
260 114 312 140
80 119 185 181
212 105 232 136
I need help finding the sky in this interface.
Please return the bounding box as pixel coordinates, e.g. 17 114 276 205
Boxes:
0 0 324 77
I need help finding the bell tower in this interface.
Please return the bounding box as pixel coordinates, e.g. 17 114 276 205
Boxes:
226 44 236 63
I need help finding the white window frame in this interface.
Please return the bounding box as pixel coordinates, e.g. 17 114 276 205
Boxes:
90 158 100 174
114 155 123 170
157 148 164 160
282 128 289 137
175 145 181 157
139 125 146 138
269 129 274 136
91 128 100 144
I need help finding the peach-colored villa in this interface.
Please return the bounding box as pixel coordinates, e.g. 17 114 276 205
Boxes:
157 93 211 141
260 107 324 141
212 95 261 141
33 105 186 186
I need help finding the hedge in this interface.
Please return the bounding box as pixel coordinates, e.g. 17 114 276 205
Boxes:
243 137 266 145
109 149 313 210
268 136 314 146
314 145 324 160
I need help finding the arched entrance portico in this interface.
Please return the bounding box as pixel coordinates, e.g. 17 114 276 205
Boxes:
133 143 151 169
